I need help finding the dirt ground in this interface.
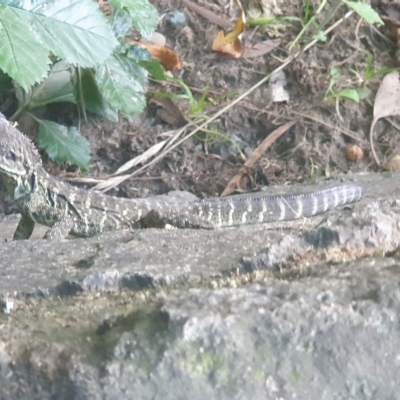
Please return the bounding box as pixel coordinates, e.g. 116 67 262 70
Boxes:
1 0 398 215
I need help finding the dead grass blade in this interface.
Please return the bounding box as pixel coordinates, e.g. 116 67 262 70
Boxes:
92 175 132 192
369 71 400 165
149 97 187 126
91 140 168 191
221 121 296 196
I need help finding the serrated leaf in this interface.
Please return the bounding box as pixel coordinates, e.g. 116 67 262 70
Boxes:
343 1 383 25
95 55 147 115
112 9 133 37
33 0 118 66
116 53 148 88
109 0 158 39
0 5 51 89
80 69 119 122
127 45 152 61
38 120 90 172
0 0 118 89
16 61 76 111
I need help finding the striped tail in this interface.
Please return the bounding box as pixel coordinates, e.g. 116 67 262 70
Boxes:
189 184 363 227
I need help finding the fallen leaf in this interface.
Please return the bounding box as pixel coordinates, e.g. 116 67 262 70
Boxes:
182 0 231 30
149 96 187 126
212 11 246 58
381 16 400 65
221 121 296 196
369 71 400 165
242 39 280 58
128 40 181 71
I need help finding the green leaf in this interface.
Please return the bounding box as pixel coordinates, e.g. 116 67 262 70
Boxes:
38 120 90 172
95 55 147 115
138 60 167 80
16 61 76 112
126 45 166 80
354 86 372 100
111 9 133 37
0 69 13 91
343 1 383 25
313 30 327 42
80 69 119 122
326 67 341 94
0 5 51 89
127 45 152 61
0 0 118 89
333 87 372 103
334 88 360 103
109 0 158 39
34 0 118 66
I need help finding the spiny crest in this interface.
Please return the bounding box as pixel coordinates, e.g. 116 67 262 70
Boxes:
0 112 43 177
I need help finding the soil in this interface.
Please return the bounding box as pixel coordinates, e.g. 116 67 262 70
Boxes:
0 0 397 215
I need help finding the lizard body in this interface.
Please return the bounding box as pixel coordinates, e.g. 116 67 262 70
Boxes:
0 113 363 240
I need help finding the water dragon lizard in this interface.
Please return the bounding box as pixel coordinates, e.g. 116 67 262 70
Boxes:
0 113 363 240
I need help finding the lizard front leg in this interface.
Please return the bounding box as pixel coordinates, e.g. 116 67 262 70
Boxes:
13 214 35 240
43 218 74 240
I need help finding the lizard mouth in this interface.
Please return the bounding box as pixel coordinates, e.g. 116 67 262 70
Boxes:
0 166 25 177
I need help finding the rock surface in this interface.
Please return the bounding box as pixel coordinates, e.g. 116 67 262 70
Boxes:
0 173 399 400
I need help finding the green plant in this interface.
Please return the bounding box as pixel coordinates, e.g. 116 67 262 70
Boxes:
363 52 400 80
324 51 400 103
0 0 160 172
151 78 244 155
290 0 383 50
151 78 212 118
324 67 371 103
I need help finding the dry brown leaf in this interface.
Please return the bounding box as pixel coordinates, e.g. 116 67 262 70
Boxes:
242 39 281 59
182 0 231 30
212 11 246 58
128 40 181 71
221 121 296 196
382 16 400 65
369 71 400 165
149 97 187 126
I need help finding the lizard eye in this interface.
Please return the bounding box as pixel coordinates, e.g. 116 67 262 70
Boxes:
6 150 20 162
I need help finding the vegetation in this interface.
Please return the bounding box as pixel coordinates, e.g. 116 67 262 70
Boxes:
0 0 159 171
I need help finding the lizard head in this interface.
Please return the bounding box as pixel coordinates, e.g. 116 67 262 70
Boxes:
0 113 43 196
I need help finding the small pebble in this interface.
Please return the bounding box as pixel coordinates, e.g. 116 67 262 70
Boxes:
346 145 363 162
166 11 186 26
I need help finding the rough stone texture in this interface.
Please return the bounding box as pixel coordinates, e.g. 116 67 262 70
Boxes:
0 172 400 399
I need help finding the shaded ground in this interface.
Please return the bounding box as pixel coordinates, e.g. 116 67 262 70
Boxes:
1 173 400 399
1 0 396 215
